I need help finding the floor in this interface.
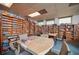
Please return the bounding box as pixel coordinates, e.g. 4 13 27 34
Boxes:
67 40 79 55
50 38 79 55
3 50 15 55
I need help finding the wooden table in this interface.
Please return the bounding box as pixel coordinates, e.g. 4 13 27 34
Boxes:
17 36 54 55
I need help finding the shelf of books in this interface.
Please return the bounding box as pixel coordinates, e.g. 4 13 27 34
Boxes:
29 20 35 35
35 25 42 36
22 19 30 34
0 10 25 54
48 25 54 33
0 10 39 54
16 18 23 35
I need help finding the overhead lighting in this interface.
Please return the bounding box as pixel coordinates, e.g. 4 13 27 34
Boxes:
28 12 41 17
1 3 13 8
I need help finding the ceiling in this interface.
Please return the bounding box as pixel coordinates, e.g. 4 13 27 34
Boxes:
7 3 79 21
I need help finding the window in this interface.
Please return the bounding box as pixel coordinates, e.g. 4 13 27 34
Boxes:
59 17 71 24
46 20 54 25
38 21 44 26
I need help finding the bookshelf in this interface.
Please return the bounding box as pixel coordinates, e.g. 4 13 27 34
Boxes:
41 25 49 34
53 24 58 34
16 18 23 35
48 25 53 33
0 11 28 54
0 10 41 54
29 20 36 35
22 19 30 35
35 25 39 35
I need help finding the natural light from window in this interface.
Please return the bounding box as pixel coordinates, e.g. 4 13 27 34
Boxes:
59 17 71 24
38 21 44 26
46 20 54 25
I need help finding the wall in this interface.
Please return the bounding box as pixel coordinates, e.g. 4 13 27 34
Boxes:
72 15 79 24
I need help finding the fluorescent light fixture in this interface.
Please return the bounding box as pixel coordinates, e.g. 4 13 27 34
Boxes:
1 3 13 8
28 12 41 17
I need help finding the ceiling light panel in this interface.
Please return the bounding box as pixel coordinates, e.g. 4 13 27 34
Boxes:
28 12 41 17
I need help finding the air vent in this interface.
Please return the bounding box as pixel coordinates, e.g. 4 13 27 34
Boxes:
38 9 47 15
69 3 79 7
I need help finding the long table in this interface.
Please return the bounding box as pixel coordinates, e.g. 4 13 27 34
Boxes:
17 36 54 55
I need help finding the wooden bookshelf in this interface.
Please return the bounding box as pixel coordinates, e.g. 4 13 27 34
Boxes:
41 25 49 34
29 20 35 35
22 19 30 34
35 25 39 35
48 25 54 33
16 18 23 35
53 24 58 33
35 25 41 35
0 10 40 54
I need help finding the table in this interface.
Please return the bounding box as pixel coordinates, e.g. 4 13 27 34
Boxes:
17 36 54 55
